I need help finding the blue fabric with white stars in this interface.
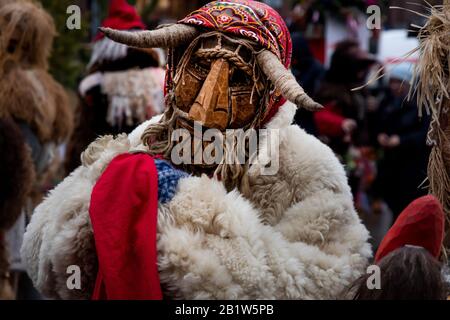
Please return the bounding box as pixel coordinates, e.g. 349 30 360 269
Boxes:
155 159 189 204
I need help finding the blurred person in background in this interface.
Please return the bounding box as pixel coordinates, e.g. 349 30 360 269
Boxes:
65 0 165 173
291 32 324 135
314 39 377 195
0 0 73 299
314 39 376 155
346 195 448 300
0 117 35 299
370 62 430 221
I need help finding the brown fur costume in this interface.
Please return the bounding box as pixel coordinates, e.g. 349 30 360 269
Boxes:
0 1 55 70
0 67 73 143
0 2 72 298
0 116 35 299
0 117 34 229
0 1 73 143
0 0 17 9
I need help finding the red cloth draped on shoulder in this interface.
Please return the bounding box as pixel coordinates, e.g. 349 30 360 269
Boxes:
89 153 162 300
375 195 445 263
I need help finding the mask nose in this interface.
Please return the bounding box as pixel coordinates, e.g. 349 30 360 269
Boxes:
188 58 229 130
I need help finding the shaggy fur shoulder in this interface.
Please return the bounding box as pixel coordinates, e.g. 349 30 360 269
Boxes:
157 103 371 299
21 134 131 299
21 102 371 299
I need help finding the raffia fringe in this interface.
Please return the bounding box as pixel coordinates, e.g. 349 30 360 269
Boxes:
409 3 450 257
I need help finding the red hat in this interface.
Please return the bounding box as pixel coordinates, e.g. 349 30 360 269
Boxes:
94 0 145 41
375 195 445 263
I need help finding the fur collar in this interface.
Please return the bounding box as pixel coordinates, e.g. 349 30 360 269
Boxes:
21 100 371 300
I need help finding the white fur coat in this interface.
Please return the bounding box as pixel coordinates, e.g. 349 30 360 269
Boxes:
21 102 371 299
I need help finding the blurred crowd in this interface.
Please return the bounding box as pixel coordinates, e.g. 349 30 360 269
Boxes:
290 33 430 249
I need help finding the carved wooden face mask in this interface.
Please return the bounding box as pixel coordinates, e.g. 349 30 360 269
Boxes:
173 33 265 131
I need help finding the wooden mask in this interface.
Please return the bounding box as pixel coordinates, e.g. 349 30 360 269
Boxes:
174 33 264 131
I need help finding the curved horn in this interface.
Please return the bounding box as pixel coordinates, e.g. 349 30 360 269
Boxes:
256 50 322 111
99 24 199 48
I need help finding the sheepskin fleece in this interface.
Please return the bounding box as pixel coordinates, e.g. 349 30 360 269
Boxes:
21 102 371 299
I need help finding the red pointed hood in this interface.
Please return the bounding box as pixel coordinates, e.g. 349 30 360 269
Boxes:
94 0 145 41
375 195 445 263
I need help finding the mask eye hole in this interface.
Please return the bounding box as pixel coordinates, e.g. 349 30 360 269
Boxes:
190 58 210 77
230 68 251 86
196 58 210 70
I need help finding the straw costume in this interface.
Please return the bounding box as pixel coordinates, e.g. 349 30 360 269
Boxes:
407 1 450 258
